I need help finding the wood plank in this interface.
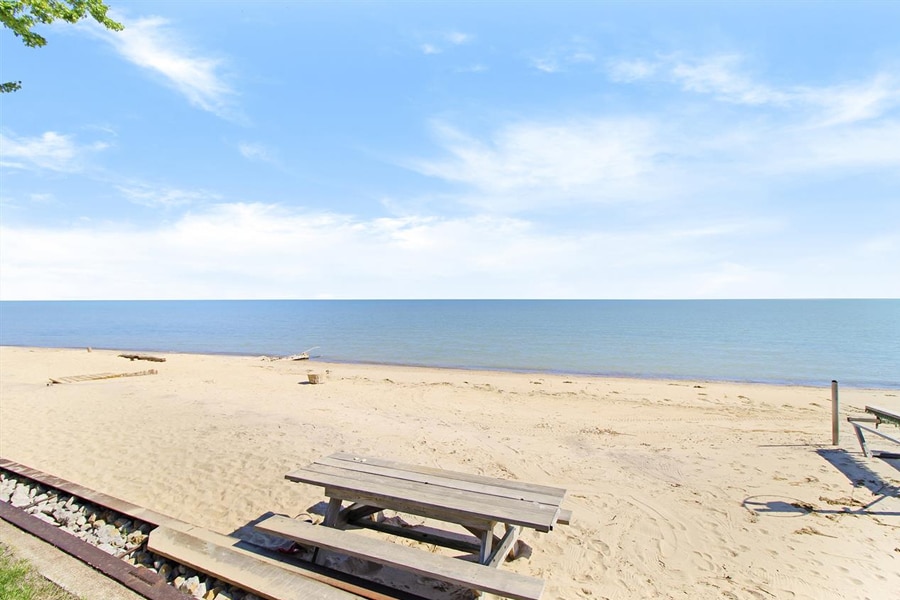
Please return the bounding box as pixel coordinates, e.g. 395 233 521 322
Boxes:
148 526 364 600
49 370 158 384
118 354 166 362
287 469 558 532
328 453 566 502
302 463 561 525
255 516 544 600
358 521 482 554
315 456 564 506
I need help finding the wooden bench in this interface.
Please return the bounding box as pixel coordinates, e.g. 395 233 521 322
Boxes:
148 525 366 599
847 405 900 458
255 515 544 600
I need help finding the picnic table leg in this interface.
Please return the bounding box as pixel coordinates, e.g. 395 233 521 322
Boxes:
486 525 521 568
477 522 496 564
853 424 870 457
323 497 343 527
340 503 383 526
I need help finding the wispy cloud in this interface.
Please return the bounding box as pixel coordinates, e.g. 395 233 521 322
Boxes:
444 31 472 45
532 58 559 73
116 183 221 208
607 53 900 126
419 30 473 55
3 202 855 300
94 15 238 120
0 131 109 172
530 38 596 74
409 119 664 211
238 142 279 164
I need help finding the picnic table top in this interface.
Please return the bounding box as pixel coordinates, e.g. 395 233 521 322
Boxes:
866 405 900 427
286 452 567 532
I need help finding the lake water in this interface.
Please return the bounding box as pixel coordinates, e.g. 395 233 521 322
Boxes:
0 300 897 387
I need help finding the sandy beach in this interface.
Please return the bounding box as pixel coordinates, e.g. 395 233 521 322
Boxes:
0 345 897 599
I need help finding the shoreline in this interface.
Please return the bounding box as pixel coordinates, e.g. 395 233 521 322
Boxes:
1 345 898 599
3 344 895 390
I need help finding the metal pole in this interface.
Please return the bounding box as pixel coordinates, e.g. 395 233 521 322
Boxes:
831 380 839 445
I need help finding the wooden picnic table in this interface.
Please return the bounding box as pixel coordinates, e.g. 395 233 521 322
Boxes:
257 453 571 599
291 452 567 562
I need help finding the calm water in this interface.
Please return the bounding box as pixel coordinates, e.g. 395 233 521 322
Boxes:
0 300 897 387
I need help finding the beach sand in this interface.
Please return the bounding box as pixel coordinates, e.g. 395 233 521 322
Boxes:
1 346 897 599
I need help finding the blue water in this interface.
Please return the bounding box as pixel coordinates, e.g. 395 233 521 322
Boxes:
0 300 897 388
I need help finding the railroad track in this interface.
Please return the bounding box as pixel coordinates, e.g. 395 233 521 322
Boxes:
0 459 421 600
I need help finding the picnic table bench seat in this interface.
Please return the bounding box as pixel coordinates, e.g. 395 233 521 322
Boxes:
148 525 367 599
255 515 544 600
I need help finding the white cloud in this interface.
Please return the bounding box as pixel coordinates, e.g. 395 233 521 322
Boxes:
530 39 597 73
812 74 900 126
419 30 472 55
532 58 559 73
0 131 108 172
607 54 900 126
116 183 221 208
3 202 895 299
238 142 278 164
95 15 237 119
669 55 791 105
29 193 55 204
607 59 658 82
444 31 471 45
409 119 665 211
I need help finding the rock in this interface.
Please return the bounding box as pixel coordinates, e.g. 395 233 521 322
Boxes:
96 542 117 555
96 524 124 547
204 587 222 600
34 513 56 525
0 482 12 503
31 492 50 506
127 531 146 546
53 506 79 527
158 563 172 581
179 575 202 595
37 500 57 515
193 582 208 599
10 488 31 507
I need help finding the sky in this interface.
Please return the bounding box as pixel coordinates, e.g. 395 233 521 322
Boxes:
1 1 898 300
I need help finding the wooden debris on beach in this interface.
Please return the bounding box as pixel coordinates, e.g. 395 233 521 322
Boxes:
48 369 158 385
118 353 166 362
260 347 319 362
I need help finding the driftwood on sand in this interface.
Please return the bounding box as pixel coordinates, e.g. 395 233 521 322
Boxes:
118 353 167 362
49 370 159 385
260 347 319 362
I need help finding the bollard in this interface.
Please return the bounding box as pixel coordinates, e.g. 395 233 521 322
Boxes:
831 380 839 445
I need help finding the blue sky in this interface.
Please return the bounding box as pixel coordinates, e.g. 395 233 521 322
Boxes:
1 1 898 299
